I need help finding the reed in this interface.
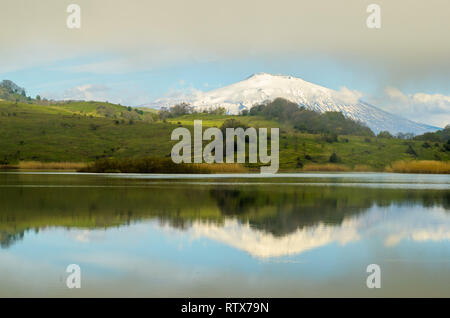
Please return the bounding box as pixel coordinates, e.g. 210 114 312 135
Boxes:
192 163 247 173
3 161 88 170
386 160 450 174
78 157 247 174
302 163 351 172
353 164 373 172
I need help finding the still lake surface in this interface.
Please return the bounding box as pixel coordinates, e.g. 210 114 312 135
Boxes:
0 171 449 297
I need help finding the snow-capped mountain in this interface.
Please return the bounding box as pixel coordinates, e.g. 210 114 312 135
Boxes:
152 73 438 134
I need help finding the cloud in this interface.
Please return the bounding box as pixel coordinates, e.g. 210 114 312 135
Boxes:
151 87 202 107
0 0 449 79
68 229 106 243
61 84 111 101
335 87 364 104
43 83 152 106
53 48 211 75
157 204 450 258
161 218 360 258
372 87 450 127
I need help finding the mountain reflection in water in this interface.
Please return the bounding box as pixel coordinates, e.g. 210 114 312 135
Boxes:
0 173 448 257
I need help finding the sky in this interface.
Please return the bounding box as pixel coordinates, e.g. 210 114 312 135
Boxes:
0 0 449 127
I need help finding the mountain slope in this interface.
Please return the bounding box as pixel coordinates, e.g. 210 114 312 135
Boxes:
153 73 438 135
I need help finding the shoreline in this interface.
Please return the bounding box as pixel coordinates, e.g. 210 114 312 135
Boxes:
1 159 449 174
0 159 450 174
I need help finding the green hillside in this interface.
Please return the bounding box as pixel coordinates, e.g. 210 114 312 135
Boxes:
0 99 449 170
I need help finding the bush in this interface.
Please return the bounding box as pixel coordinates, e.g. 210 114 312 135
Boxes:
414 125 450 143
220 118 249 134
377 131 393 139
296 157 303 168
325 133 338 143
329 152 340 163
406 145 418 157
89 124 100 131
444 140 450 152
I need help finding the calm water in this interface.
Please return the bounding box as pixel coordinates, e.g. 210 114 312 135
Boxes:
0 172 449 297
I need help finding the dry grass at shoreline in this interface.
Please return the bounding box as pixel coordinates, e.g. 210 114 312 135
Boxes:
78 158 248 174
385 160 450 174
193 163 248 173
2 160 448 174
352 164 373 172
1 161 88 170
302 163 351 172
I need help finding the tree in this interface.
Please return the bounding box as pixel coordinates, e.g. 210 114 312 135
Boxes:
296 157 303 168
329 152 340 163
253 98 374 136
397 132 414 140
170 103 193 116
406 144 418 157
0 80 25 95
377 131 393 139
220 118 248 134
324 133 338 143
158 107 170 121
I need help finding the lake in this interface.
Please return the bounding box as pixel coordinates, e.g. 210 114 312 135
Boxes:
0 172 449 297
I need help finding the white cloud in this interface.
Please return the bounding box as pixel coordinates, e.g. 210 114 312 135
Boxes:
373 87 450 127
1 0 450 78
335 87 364 104
43 83 152 106
57 60 135 75
160 218 360 258
62 84 110 101
52 49 217 75
157 205 450 259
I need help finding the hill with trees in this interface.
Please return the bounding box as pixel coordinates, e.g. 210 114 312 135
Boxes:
0 81 448 172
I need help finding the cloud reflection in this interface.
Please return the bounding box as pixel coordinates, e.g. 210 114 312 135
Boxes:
159 206 450 258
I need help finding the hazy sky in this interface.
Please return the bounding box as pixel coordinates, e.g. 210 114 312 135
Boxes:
0 0 449 126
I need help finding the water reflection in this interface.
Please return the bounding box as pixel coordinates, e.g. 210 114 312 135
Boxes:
0 172 449 297
0 173 449 254
168 205 450 258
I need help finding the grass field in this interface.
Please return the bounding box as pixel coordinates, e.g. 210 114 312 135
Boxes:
0 100 449 172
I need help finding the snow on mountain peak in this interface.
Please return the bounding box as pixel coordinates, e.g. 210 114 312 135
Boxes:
152 73 438 135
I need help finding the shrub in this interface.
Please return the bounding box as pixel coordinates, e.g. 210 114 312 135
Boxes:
329 152 340 163
324 133 338 143
406 145 418 157
220 118 249 135
296 157 303 168
377 131 393 139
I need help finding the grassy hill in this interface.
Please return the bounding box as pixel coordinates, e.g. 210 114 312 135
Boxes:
1 99 449 172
